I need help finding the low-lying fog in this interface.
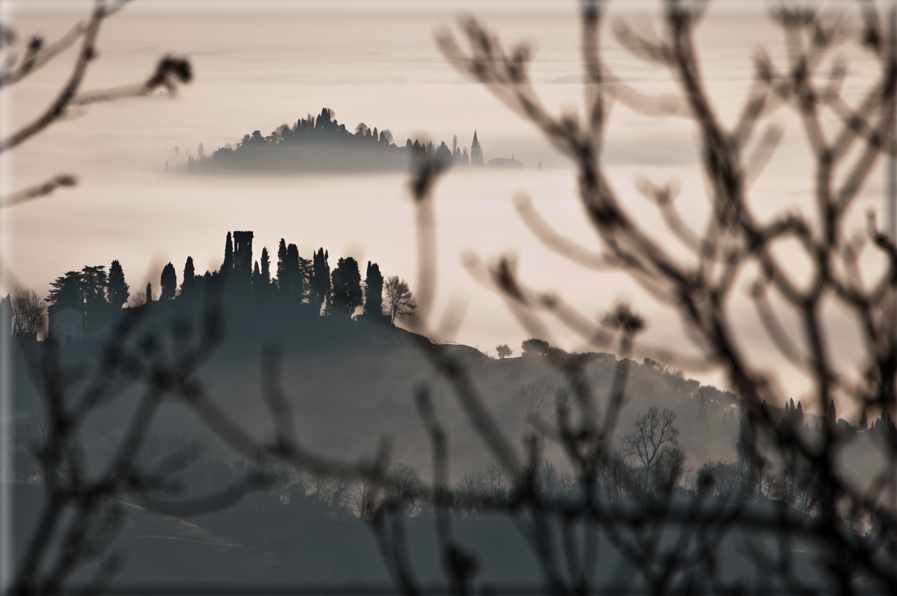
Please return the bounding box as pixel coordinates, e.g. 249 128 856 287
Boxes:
3 1 890 413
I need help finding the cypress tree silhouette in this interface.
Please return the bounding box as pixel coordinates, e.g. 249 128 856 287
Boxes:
860 408 868 431
145 282 153 305
160 263 177 301
252 261 261 294
282 243 308 305
309 248 331 315
363 261 384 318
223 231 234 274
260 247 271 285
330 257 362 317
182 256 195 296
276 238 288 292
107 260 129 310
698 388 710 433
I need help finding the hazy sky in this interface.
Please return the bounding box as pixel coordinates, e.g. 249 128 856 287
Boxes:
1 0 889 414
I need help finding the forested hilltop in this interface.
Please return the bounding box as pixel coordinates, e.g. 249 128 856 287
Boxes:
7 229 896 590
186 107 473 174
9 228 893 475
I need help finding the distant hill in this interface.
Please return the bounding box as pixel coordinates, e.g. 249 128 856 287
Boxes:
186 107 470 175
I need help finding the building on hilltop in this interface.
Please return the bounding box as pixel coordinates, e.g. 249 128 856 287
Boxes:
470 131 484 166
233 231 254 278
488 155 523 169
48 307 83 345
471 131 524 169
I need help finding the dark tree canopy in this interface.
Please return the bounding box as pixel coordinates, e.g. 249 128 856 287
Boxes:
160 263 177 301
47 272 83 312
80 265 108 320
330 257 363 316
107 260 129 309
522 338 550 357
363 261 384 318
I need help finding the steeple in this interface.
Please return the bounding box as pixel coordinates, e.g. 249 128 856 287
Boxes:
470 130 483 166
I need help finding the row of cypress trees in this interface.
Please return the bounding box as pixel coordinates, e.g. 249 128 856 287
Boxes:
45 232 389 330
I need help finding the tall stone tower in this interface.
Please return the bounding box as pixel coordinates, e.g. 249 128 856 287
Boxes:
233 231 254 279
470 131 483 166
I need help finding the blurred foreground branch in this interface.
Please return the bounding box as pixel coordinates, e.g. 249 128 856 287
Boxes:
368 1 897 594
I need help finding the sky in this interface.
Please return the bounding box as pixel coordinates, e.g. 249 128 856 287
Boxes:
1 0 891 416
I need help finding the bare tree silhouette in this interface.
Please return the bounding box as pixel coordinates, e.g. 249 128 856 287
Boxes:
0 3 391 594
384 276 418 324
10 291 46 339
622 407 682 493
364 1 897 594
8 1 897 595
0 0 192 211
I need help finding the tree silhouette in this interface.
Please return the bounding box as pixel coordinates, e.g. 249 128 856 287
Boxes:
276 238 288 291
435 141 452 163
384 463 424 505
12 289 47 338
309 248 331 315
260 247 271 286
496 344 512 359
80 265 108 324
363 261 384 318
622 407 681 493
383 276 416 324
223 231 234 274
0 6 192 211
107 259 129 309
280 243 309 306
47 272 83 313
388 5 895 590
160 262 177 301
330 257 363 317
521 338 549 357
181 256 195 296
